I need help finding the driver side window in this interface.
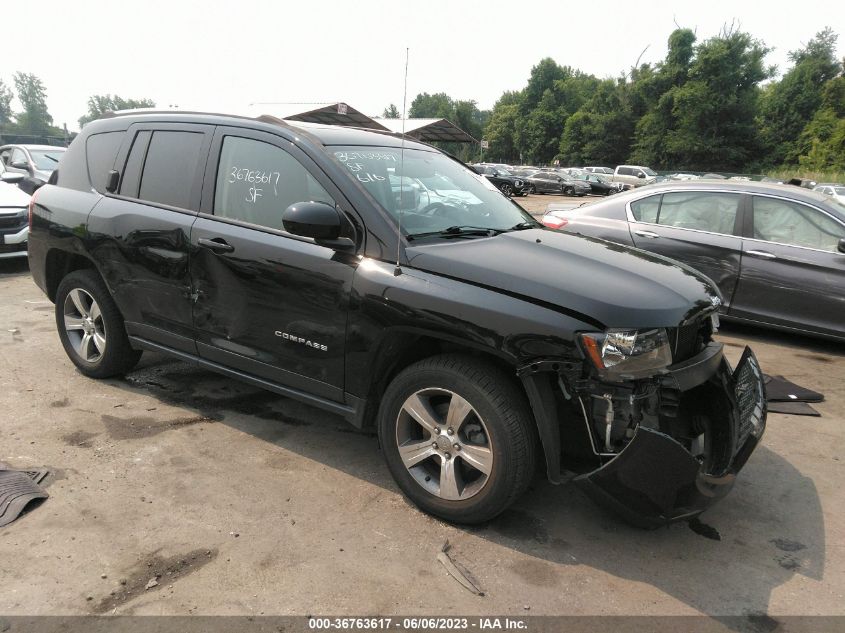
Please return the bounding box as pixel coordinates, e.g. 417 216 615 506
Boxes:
214 136 334 231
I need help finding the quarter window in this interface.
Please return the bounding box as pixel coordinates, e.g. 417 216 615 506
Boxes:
658 192 740 234
137 131 205 209
213 136 333 231
630 195 660 222
752 196 845 252
86 131 124 193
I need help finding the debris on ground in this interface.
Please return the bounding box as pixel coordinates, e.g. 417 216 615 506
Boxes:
767 401 821 416
764 375 824 403
437 540 484 596
764 375 825 417
0 466 50 527
144 577 159 590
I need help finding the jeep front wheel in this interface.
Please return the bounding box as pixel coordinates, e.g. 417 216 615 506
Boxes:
378 354 536 524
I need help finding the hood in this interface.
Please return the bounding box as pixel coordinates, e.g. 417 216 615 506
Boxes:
0 182 31 208
405 229 720 329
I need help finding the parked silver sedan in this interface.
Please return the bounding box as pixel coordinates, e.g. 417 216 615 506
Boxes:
542 181 845 341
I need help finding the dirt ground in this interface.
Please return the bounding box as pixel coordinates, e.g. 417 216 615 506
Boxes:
1 241 844 621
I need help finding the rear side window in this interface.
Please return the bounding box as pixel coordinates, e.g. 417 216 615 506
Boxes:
213 136 334 231
86 131 124 193
617 167 633 176
752 196 845 251
137 131 205 209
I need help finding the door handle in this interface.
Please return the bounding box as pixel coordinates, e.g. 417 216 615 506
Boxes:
197 237 235 253
634 229 660 239
746 249 776 259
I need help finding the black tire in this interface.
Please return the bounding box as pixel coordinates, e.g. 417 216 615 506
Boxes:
564 186 574 196
55 269 142 378
378 354 537 524
499 183 512 197
526 184 536 195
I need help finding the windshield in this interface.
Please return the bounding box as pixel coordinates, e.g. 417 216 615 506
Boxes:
642 167 657 176
331 146 534 237
29 149 65 171
834 187 845 196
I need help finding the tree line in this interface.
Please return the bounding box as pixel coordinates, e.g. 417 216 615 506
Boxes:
0 72 155 142
401 26 844 173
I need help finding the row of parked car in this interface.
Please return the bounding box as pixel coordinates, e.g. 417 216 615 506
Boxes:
469 163 647 198
0 143 67 259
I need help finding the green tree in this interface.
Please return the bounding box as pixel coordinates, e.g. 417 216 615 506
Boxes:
759 29 841 165
559 78 635 166
631 27 771 170
408 92 454 119
797 76 845 170
0 79 12 126
13 72 54 135
484 92 522 161
78 94 156 128
382 103 400 118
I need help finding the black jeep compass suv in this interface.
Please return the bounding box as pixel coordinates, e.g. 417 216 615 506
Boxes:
27 111 766 526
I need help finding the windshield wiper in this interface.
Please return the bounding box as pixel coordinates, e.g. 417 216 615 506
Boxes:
407 225 505 241
509 221 539 230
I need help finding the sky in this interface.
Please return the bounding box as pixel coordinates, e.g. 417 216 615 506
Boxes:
3 0 844 133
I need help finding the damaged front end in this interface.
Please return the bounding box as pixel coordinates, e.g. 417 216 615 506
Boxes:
520 314 767 528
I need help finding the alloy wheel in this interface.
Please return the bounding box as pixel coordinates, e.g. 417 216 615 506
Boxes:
395 388 493 501
63 288 107 363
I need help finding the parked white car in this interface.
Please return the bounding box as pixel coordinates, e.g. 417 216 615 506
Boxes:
0 163 31 258
814 184 845 205
613 164 658 188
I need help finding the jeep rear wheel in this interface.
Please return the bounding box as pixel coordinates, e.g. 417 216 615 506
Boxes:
55 270 142 378
378 354 536 524
499 183 512 197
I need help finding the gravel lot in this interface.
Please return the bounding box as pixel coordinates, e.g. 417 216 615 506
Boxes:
1 238 843 620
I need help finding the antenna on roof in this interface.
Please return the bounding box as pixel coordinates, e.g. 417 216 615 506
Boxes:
394 47 410 277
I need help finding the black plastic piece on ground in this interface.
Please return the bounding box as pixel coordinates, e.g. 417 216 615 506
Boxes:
0 470 49 527
767 401 821 416
764 375 824 403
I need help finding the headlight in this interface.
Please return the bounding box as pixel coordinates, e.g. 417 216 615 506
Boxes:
514 180 522 187
579 328 673 379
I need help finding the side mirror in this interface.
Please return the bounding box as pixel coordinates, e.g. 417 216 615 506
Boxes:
105 170 120 193
11 160 31 172
0 172 24 184
282 201 354 250
838 238 845 254
637 172 645 179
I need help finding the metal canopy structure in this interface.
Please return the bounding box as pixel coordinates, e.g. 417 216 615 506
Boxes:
377 118 478 143
248 102 388 131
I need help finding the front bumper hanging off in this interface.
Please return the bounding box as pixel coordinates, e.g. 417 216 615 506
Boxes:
574 345 767 528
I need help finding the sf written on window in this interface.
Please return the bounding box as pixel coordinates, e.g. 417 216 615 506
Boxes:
214 136 334 232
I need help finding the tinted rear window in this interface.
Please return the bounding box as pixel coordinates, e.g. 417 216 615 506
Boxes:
86 132 124 193
138 131 204 209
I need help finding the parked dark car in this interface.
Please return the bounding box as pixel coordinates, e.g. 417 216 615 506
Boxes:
0 144 66 181
524 171 590 196
470 164 527 197
573 172 623 195
28 111 766 527
542 181 845 341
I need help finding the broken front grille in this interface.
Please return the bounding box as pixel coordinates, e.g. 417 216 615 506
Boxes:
671 317 712 363
734 347 767 449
